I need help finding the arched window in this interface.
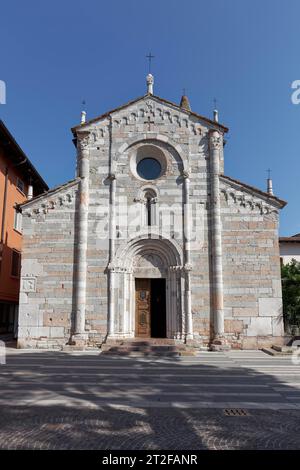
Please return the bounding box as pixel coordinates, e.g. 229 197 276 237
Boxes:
143 189 157 227
146 195 152 226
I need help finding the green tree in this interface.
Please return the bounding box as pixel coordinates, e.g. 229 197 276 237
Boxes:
281 259 300 329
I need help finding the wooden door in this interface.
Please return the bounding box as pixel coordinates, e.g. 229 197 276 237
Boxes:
135 279 151 337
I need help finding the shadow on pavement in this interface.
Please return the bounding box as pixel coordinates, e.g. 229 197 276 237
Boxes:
0 351 299 450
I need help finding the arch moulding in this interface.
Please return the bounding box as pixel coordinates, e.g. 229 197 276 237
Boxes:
116 134 189 173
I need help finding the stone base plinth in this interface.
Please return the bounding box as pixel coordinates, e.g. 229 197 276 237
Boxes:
210 336 231 351
69 333 88 350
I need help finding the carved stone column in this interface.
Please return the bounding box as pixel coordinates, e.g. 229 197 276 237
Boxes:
108 174 116 337
168 267 177 338
209 130 226 348
183 171 193 341
184 265 193 340
72 131 90 343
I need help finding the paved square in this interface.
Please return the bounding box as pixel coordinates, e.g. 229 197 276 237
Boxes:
0 349 300 449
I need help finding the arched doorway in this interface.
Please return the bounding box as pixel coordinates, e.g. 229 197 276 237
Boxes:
109 235 185 340
134 253 167 339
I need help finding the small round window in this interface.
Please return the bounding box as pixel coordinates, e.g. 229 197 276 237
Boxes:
137 158 162 180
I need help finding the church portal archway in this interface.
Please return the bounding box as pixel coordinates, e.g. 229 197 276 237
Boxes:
109 236 185 339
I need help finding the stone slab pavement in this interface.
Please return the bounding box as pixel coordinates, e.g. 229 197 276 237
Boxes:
0 349 300 449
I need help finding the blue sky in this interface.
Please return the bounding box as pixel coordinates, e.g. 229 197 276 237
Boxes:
0 0 299 235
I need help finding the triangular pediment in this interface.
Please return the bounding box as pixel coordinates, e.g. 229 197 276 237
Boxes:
220 174 286 210
71 94 228 136
19 178 79 211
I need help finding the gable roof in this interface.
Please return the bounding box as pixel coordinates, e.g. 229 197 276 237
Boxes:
71 94 229 134
0 120 48 194
19 178 79 209
279 233 300 243
220 174 287 208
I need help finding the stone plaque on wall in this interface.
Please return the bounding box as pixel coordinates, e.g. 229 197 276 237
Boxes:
21 277 36 293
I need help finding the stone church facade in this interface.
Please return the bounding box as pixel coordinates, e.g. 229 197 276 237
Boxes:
17 75 286 350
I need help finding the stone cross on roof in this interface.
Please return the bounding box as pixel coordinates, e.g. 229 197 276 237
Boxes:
146 52 155 73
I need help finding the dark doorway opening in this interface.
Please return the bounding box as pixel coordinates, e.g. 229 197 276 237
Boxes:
150 278 166 338
0 302 18 337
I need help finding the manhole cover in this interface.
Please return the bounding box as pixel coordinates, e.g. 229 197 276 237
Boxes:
223 409 249 416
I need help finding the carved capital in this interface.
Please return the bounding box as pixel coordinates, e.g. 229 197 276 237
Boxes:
108 264 132 273
77 131 90 151
169 265 184 272
182 170 190 179
209 131 222 150
184 263 193 272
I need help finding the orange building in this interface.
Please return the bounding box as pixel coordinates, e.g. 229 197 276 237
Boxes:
0 121 48 336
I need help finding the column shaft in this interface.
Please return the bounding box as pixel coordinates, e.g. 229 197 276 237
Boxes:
183 174 193 340
210 130 225 337
108 175 116 336
74 134 89 336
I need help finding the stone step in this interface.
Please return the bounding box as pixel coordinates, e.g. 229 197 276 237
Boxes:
262 344 298 356
100 338 198 357
101 342 186 350
101 350 181 357
104 338 178 346
102 345 179 353
272 344 298 353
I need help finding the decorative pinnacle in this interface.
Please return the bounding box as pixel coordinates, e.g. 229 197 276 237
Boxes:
80 100 86 124
213 98 219 122
267 168 273 195
146 52 155 94
146 73 154 95
180 93 191 111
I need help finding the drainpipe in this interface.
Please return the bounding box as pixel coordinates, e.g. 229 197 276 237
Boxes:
0 167 8 272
